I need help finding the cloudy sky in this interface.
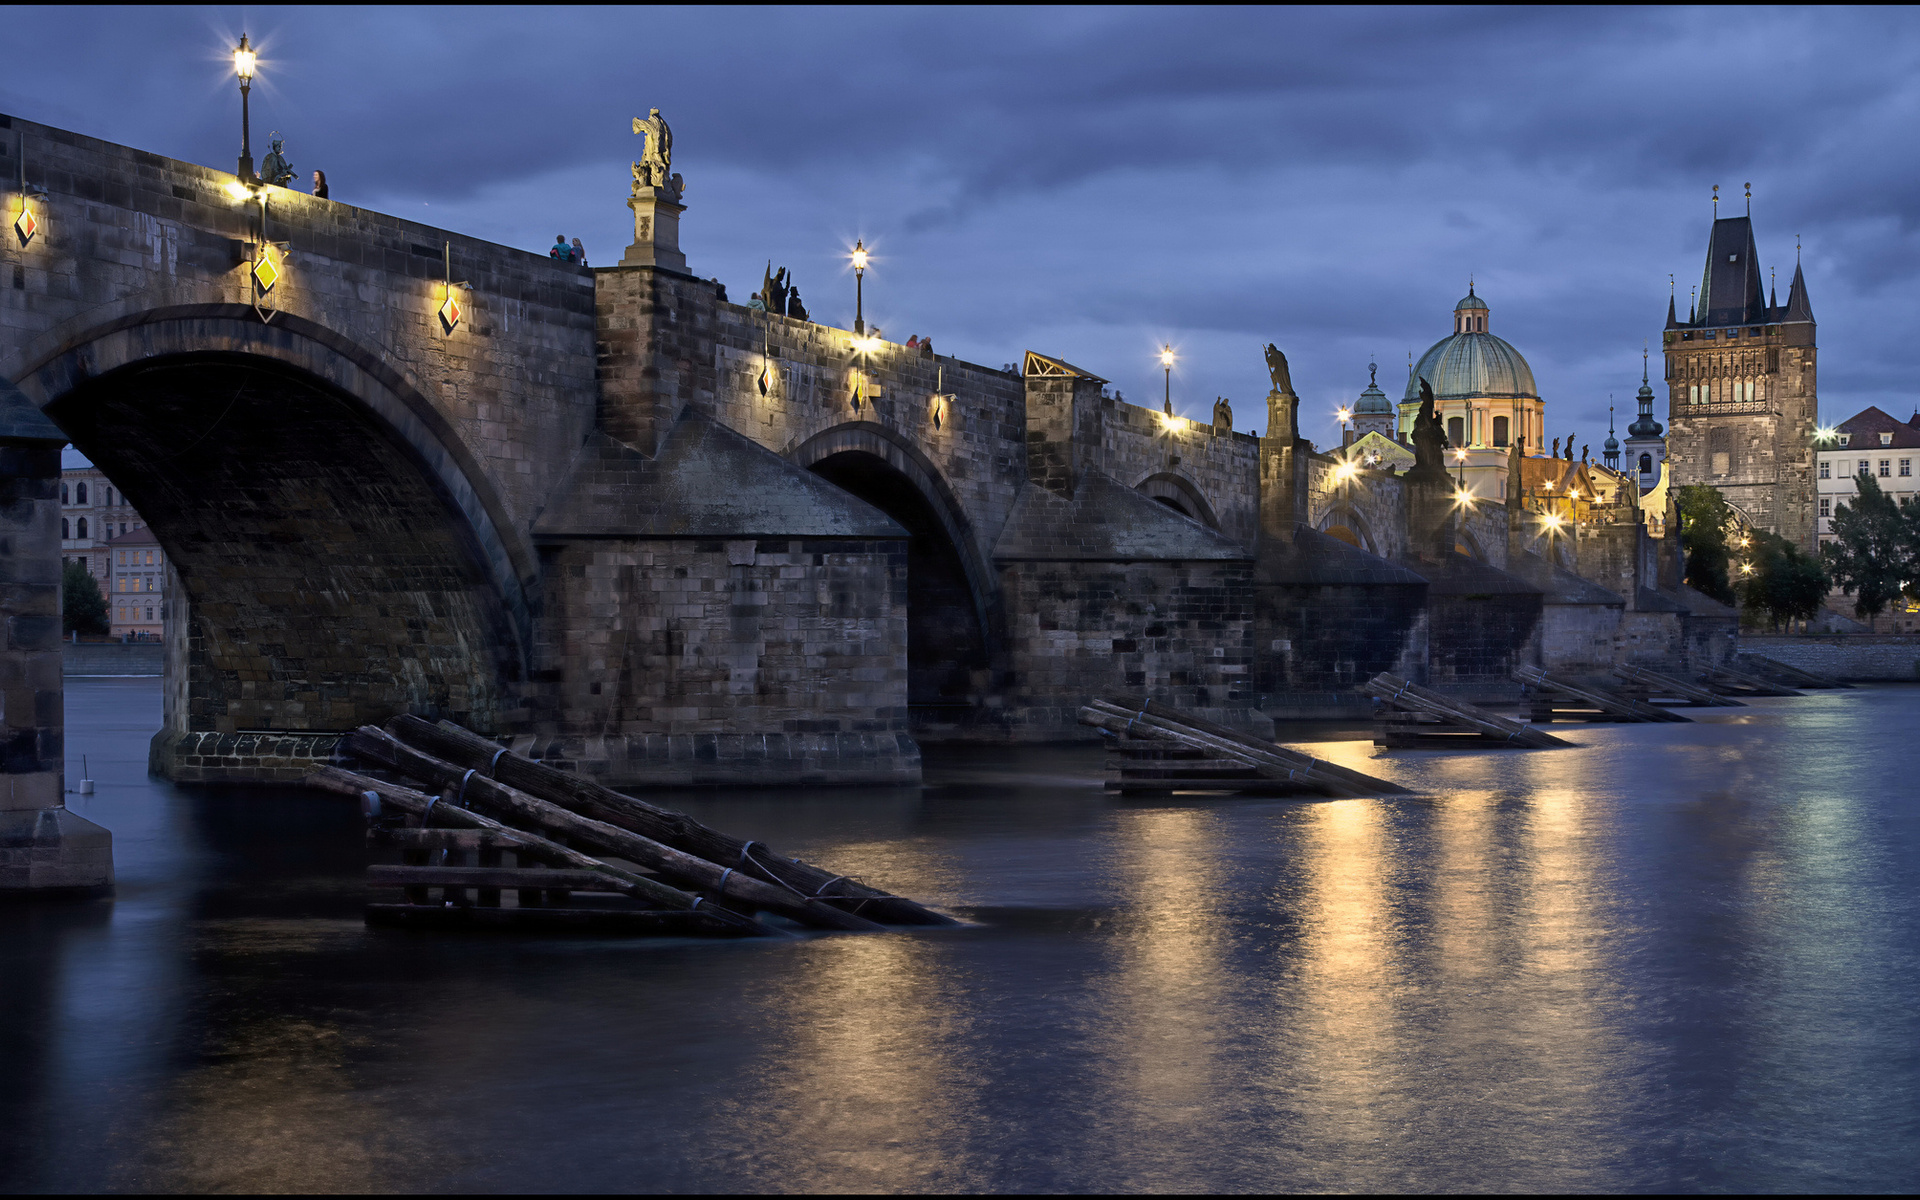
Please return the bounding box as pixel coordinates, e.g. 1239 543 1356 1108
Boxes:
7 6 1919 449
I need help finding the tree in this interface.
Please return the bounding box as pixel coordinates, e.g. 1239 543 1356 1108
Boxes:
1675 483 1735 604
61 559 109 636
1821 471 1917 619
1736 528 1830 629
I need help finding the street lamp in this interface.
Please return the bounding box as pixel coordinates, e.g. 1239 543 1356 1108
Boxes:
234 34 258 185
1160 345 1174 415
851 239 868 335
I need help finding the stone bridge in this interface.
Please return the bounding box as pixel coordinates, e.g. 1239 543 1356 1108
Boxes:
2 109 1737 881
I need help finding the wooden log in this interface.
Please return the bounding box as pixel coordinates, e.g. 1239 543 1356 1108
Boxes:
1612 663 1745 707
1364 674 1572 749
1515 666 1692 723
367 865 618 892
365 904 757 937
341 728 886 934
1736 653 1851 689
1703 665 1803 697
1081 700 1408 796
387 716 955 927
306 765 770 936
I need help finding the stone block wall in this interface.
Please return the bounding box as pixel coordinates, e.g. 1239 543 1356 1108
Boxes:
1251 580 1427 702
997 559 1257 735
0 443 64 812
525 536 917 785
1739 635 1920 681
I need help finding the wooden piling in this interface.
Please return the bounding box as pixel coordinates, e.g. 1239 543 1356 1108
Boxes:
1611 663 1745 707
1364 674 1572 749
1514 666 1692 723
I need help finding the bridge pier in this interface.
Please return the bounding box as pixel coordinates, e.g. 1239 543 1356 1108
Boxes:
0 382 111 895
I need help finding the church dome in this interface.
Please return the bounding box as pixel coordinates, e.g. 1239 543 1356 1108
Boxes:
1354 362 1392 415
1403 288 1538 403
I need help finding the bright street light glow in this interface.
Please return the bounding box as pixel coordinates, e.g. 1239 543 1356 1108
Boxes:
234 35 256 83
850 240 868 272
1159 346 1174 368
224 180 252 201
1336 408 1352 423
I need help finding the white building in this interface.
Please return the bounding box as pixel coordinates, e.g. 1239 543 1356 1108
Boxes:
1815 406 1920 543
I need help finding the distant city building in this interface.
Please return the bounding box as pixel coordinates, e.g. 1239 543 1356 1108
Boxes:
1622 351 1667 492
1397 286 1544 502
60 448 148 608
106 525 167 639
1815 405 1920 543
1663 207 1817 549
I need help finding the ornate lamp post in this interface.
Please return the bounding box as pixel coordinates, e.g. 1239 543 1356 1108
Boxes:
851 239 868 335
1160 345 1174 416
234 34 258 185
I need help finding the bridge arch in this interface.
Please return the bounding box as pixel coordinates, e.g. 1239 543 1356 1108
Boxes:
14 306 531 764
1315 504 1380 554
1134 471 1220 528
787 422 1000 719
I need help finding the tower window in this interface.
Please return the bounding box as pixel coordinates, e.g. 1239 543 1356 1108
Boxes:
1709 427 1732 476
1639 453 1653 474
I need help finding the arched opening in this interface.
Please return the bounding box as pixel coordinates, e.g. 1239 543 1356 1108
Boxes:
1134 471 1220 528
805 450 991 721
1639 453 1653 474
1325 524 1362 548
40 350 522 764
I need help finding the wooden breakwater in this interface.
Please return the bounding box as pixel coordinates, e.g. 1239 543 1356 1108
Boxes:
1078 698 1407 797
308 717 956 937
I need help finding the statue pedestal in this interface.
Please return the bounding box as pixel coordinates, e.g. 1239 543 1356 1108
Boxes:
620 187 687 272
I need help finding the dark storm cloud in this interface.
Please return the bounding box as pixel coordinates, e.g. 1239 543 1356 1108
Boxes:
7 6 1920 444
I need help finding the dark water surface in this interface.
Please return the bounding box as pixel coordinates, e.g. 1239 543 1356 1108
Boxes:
4 677 1918 1193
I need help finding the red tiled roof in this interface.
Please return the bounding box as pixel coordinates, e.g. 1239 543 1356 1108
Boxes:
106 525 158 546
1834 406 1920 450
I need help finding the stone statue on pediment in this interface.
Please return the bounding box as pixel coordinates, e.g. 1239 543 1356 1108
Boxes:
260 133 294 189
1264 343 1294 395
1407 377 1451 483
631 108 680 199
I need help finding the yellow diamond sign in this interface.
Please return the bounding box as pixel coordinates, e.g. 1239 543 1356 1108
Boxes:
14 204 35 245
439 293 462 332
251 250 280 293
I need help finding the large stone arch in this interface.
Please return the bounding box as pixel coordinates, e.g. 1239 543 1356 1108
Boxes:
13 306 530 778
1133 470 1220 528
1314 504 1380 554
787 422 1001 717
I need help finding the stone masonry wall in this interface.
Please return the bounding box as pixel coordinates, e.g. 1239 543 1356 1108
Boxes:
525 536 916 786
1740 635 1920 681
996 559 1258 734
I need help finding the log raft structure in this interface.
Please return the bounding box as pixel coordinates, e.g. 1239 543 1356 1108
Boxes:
1610 663 1746 708
1078 698 1407 798
308 718 957 938
1701 664 1804 698
1363 673 1572 749
1514 666 1692 724
1735 654 1851 690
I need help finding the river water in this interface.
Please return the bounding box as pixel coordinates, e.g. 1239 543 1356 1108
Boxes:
4 676 1917 1193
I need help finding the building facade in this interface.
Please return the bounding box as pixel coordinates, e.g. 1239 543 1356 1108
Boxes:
1663 212 1817 549
60 448 152 629
105 525 167 639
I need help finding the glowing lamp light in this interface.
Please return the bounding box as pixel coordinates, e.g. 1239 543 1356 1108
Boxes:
234 35 257 84
851 240 868 272
1455 488 1475 505
250 247 280 293
1336 407 1352 424
1541 512 1564 531
224 180 253 201
1159 346 1174 368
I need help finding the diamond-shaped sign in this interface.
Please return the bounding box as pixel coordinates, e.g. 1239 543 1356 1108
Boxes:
439 293 462 333
14 204 36 246
251 250 280 293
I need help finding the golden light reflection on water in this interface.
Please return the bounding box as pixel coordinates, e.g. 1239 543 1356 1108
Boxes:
729 932 983 1193
1094 806 1227 1154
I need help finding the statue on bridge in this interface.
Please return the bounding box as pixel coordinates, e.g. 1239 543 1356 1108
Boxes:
632 108 682 200
1406 377 1452 484
1264 342 1295 395
259 133 295 189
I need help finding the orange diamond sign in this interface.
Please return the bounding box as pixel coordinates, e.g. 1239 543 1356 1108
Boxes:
251 250 280 293
439 293 462 332
14 204 35 245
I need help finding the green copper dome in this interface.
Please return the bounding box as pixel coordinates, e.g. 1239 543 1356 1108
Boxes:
1401 331 1538 402
1354 362 1393 415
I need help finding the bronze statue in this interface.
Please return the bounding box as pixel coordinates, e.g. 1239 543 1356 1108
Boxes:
757 263 790 315
1565 433 1576 460
1263 343 1294 394
1551 437 1561 458
1407 378 1451 483
786 286 808 323
259 133 294 188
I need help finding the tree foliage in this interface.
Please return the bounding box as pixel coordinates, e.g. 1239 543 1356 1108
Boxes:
61 559 109 636
1737 528 1830 629
1675 484 1735 604
1821 472 1919 619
